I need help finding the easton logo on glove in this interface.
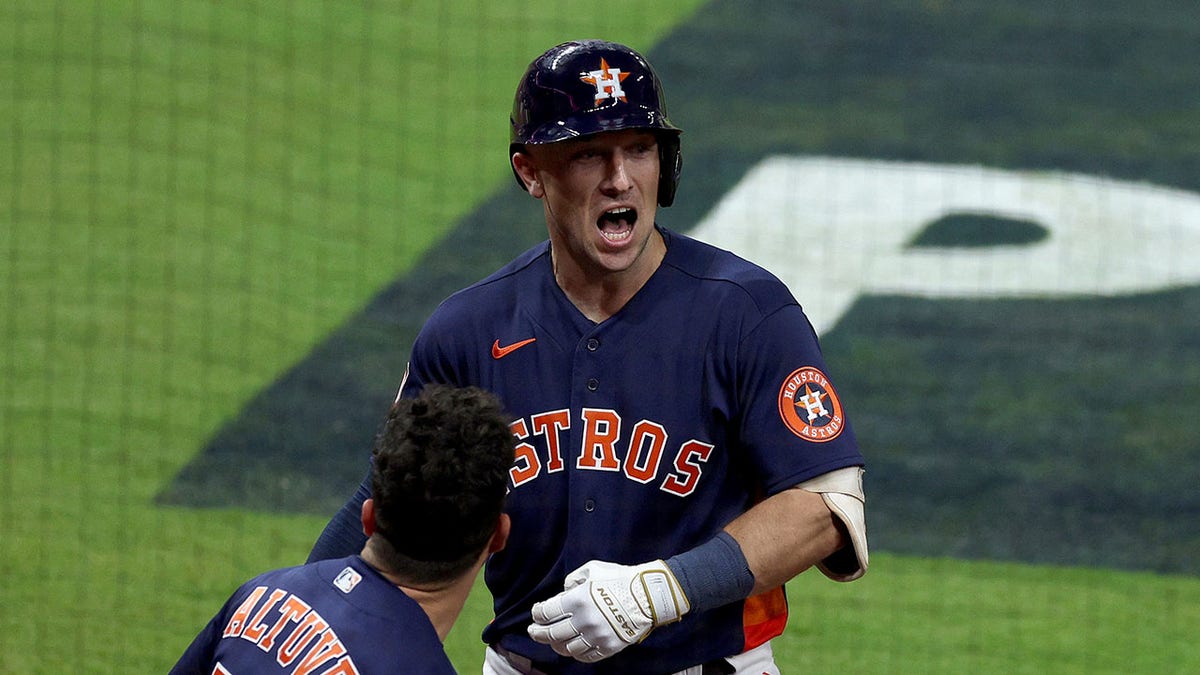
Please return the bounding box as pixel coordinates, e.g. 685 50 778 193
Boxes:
595 587 638 638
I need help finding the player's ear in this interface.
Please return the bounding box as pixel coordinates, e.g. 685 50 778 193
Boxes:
488 513 511 554
511 151 543 198
360 499 376 538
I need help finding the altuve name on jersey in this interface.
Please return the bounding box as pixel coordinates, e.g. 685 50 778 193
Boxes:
219 585 359 674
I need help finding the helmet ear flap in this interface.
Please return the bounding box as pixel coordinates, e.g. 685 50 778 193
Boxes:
657 134 682 208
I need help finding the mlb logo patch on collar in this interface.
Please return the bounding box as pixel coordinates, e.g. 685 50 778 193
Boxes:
333 566 362 594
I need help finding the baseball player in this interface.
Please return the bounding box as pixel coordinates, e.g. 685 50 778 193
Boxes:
173 385 516 675
308 40 868 674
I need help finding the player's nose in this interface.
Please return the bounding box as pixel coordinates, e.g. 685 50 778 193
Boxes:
601 154 633 194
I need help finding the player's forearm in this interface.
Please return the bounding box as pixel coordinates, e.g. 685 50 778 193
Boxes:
723 486 847 595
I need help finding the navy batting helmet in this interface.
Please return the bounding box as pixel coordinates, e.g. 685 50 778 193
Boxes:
509 40 683 207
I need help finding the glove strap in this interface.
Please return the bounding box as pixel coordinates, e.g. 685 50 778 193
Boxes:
640 568 687 624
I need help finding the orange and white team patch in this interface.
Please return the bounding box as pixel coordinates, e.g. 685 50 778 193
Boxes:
777 366 845 442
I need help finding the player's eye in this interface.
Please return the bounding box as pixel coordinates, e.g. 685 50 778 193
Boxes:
627 137 657 156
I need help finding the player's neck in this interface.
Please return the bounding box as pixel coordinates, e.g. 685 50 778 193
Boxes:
395 571 478 642
552 230 666 323
361 544 486 642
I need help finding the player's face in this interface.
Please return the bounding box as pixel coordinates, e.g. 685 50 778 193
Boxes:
517 129 663 281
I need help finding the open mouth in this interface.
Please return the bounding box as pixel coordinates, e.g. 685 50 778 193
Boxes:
598 207 638 241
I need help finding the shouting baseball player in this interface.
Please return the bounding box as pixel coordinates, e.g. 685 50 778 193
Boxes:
308 39 868 675
173 385 516 674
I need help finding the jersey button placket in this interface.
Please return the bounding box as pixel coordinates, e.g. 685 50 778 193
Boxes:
585 338 600 390
574 334 602 526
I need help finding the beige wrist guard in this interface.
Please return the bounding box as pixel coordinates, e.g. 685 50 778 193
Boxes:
799 466 868 581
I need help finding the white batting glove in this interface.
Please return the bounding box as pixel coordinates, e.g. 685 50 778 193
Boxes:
527 560 691 663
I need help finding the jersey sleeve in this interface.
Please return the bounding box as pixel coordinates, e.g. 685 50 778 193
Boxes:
400 304 474 395
735 303 864 495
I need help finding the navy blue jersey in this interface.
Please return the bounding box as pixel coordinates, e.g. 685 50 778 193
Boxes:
395 226 864 675
172 556 456 675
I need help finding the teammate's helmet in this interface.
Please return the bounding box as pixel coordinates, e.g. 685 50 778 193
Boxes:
509 40 683 207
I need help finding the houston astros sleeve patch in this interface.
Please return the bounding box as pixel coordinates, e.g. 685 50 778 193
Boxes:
777 367 845 442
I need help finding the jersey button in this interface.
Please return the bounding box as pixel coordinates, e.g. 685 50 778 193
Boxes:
584 499 596 512
587 378 599 391
586 338 600 351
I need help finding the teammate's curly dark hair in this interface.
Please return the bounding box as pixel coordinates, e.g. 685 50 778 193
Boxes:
367 384 515 585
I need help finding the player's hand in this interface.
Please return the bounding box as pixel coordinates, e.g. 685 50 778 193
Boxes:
526 559 690 663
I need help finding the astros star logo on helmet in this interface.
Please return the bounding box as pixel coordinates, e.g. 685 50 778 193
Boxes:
582 58 630 104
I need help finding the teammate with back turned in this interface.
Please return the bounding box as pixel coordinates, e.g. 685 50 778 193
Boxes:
173 385 515 674
308 39 869 675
